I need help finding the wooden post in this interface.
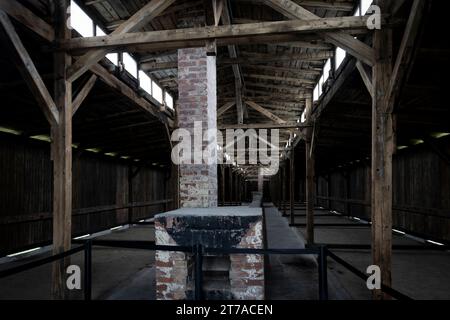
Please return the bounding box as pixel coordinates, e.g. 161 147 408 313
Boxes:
305 139 315 245
282 164 287 215
372 0 394 300
344 171 351 216
222 166 226 205
290 150 295 225
128 165 134 224
229 166 233 204
51 0 72 300
327 173 332 210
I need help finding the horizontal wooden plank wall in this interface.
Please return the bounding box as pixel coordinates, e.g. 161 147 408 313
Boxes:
0 133 172 256
315 140 450 242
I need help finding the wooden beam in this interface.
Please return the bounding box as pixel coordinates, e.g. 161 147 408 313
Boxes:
356 60 373 97
89 63 172 126
289 145 295 225
61 16 372 51
51 0 72 300
140 61 177 71
371 0 393 300
72 75 97 116
0 0 171 127
0 10 59 125
235 81 244 124
386 0 426 113
67 0 176 82
0 0 54 41
218 123 306 130
245 100 288 124
305 136 315 245
217 101 236 117
264 0 376 66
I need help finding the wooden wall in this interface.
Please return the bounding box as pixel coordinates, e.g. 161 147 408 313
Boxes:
315 139 450 242
0 133 174 256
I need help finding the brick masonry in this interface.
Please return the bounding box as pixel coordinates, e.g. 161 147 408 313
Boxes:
155 208 264 300
177 47 218 208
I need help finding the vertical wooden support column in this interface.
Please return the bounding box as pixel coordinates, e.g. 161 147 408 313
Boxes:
282 165 287 215
327 173 332 210
289 150 295 225
372 1 394 299
229 166 233 204
128 165 134 224
221 165 225 205
344 171 351 216
305 140 315 245
51 0 72 300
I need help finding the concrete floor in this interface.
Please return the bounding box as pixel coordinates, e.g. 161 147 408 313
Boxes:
0 225 156 300
1 204 449 300
287 205 450 300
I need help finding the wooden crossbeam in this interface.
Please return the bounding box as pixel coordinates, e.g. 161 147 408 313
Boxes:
0 0 171 127
60 16 372 51
67 0 176 82
264 0 376 66
245 100 287 124
356 60 373 97
72 75 98 116
89 64 173 127
0 10 59 125
218 123 306 130
386 0 426 113
0 0 54 41
217 101 236 117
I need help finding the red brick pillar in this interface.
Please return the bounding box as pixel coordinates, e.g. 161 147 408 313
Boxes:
177 47 217 208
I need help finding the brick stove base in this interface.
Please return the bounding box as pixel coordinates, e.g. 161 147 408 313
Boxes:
155 207 264 300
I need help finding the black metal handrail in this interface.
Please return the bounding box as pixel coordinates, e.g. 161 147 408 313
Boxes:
0 242 92 300
0 239 413 301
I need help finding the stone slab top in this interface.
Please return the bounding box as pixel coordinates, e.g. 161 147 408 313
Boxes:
155 206 262 218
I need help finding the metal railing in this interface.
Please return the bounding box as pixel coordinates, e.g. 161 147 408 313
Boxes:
0 239 412 301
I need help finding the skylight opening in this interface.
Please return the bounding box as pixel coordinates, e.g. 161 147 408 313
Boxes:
323 59 331 83
361 0 374 15
152 81 163 104
165 92 174 110
335 47 347 70
139 70 152 95
70 0 94 37
313 84 319 102
123 53 138 79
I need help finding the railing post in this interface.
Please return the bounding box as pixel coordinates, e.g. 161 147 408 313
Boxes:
318 245 328 300
84 240 92 301
194 243 203 300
